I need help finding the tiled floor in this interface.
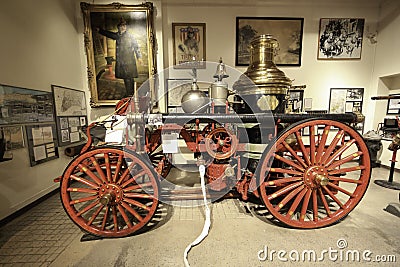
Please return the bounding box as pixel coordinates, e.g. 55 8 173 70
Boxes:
0 166 399 266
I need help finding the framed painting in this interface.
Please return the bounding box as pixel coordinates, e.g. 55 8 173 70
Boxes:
25 124 59 166
172 23 206 69
51 85 88 147
80 2 157 107
318 18 365 59
236 17 304 66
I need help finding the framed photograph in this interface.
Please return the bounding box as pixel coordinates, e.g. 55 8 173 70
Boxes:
166 79 192 107
387 94 400 114
0 84 54 125
25 124 59 166
236 17 304 66
0 126 25 150
318 18 365 59
172 23 206 68
287 89 304 113
51 85 88 147
80 2 157 107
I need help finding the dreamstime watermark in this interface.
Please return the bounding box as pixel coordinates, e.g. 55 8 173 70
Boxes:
257 238 397 263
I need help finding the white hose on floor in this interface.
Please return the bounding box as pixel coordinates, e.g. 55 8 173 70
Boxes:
183 164 211 267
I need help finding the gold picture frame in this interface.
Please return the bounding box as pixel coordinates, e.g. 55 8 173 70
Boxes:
81 2 157 107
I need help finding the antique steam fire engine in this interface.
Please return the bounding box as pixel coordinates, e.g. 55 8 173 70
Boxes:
57 35 371 237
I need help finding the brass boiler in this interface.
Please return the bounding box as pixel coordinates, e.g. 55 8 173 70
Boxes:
233 34 292 113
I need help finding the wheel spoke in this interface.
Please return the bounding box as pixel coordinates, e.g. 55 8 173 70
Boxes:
87 204 105 225
101 206 110 230
295 131 311 165
323 139 356 167
124 193 155 199
312 190 318 221
276 185 305 211
70 195 98 205
282 141 308 168
299 189 312 221
112 206 119 231
67 187 98 194
322 186 344 208
124 182 154 191
286 188 308 217
70 174 99 189
112 154 124 183
320 130 344 165
268 168 303 176
328 176 363 184
274 154 305 172
264 176 302 187
267 181 303 201
318 188 332 217
327 182 354 197
120 201 144 222
76 199 100 217
116 163 136 185
315 125 331 164
90 156 107 183
124 198 151 211
117 204 133 228
121 170 146 188
104 153 112 182
329 165 365 175
327 151 363 170
309 126 316 165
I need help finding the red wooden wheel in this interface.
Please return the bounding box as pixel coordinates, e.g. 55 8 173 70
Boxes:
257 119 371 228
60 147 159 237
205 127 238 160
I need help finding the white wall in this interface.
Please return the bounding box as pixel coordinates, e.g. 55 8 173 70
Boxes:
162 2 380 117
0 0 83 220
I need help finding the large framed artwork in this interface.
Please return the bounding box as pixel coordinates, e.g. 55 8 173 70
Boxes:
318 18 365 59
236 17 304 66
172 23 206 69
51 85 88 147
25 124 59 166
80 2 157 107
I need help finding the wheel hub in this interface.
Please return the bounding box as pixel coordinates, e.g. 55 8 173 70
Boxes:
99 183 123 205
303 166 329 188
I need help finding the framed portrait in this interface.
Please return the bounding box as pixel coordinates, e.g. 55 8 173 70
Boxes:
80 2 157 107
387 94 400 114
25 124 59 166
235 17 304 66
51 85 88 147
318 18 365 60
172 23 206 68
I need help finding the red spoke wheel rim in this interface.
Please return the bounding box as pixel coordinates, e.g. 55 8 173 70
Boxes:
60 147 159 237
257 119 371 228
146 129 172 178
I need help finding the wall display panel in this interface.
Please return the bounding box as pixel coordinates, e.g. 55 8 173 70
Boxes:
80 2 157 107
318 18 365 60
236 17 304 66
25 124 59 166
172 23 206 69
0 84 54 125
329 88 364 133
51 85 88 147
0 126 25 150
